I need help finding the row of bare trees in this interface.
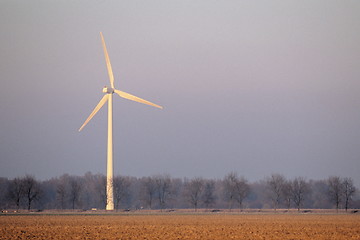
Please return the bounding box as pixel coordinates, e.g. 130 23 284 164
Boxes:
0 172 358 211
5 175 41 210
265 174 357 212
327 176 356 211
266 174 310 211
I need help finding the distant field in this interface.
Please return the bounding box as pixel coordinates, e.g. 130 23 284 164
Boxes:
1 212 359 239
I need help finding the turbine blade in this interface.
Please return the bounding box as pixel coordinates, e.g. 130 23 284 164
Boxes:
79 94 109 131
100 32 115 88
114 89 163 109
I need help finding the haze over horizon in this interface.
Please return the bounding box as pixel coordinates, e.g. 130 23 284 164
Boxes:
1 1 360 186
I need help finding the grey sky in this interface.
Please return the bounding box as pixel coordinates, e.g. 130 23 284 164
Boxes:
1 0 360 186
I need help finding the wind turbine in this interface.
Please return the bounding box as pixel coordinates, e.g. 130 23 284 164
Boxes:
79 32 163 210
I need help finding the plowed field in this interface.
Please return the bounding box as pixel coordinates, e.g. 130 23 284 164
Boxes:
1 213 359 239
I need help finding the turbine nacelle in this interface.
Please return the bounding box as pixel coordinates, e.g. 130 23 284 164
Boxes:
102 86 114 94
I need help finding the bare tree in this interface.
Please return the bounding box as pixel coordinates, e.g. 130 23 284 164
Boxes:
282 180 292 210
342 177 356 212
113 176 132 210
56 175 69 209
69 176 82 210
202 179 216 209
0 178 9 209
223 172 237 210
170 178 183 208
184 177 204 211
234 176 250 211
22 175 42 211
95 175 107 209
327 176 343 211
56 182 66 209
291 177 310 212
266 174 286 211
154 174 172 210
141 177 157 209
7 177 24 210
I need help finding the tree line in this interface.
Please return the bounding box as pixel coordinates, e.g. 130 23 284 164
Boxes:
0 172 358 212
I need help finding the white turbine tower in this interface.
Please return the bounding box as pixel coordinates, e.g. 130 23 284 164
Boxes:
79 32 163 210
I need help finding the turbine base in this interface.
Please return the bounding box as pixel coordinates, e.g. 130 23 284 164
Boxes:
106 203 114 211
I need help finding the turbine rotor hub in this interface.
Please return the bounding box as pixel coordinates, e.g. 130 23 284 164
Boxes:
102 86 114 94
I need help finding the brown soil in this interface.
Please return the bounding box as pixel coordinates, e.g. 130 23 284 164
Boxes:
1 213 359 239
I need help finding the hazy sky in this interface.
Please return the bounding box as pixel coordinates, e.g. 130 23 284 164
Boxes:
1 0 360 186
